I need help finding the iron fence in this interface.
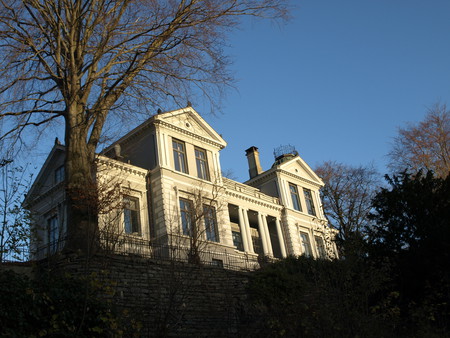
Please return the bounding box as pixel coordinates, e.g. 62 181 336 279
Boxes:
3 233 271 271
0 247 29 263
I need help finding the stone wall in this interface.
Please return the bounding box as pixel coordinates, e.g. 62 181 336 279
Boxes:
39 253 252 337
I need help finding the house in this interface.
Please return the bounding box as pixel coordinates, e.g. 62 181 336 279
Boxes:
25 106 338 268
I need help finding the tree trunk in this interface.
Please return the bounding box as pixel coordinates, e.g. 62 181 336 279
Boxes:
64 106 99 255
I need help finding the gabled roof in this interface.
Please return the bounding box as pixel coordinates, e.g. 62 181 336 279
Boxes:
102 106 227 154
245 154 324 188
154 106 227 148
23 143 65 206
275 155 324 186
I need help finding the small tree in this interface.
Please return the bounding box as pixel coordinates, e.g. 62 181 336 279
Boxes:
315 161 379 258
0 158 32 262
388 103 450 178
168 179 225 265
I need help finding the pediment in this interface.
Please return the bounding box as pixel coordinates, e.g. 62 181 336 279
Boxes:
155 107 227 148
278 156 324 186
24 144 65 206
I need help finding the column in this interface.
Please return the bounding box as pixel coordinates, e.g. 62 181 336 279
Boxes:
275 218 287 258
237 207 249 253
257 212 270 256
261 214 273 256
242 208 255 253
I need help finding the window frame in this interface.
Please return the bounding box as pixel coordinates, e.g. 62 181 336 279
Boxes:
179 198 193 236
123 196 141 235
54 165 65 184
289 183 302 211
195 147 210 181
300 231 312 257
172 138 188 174
315 236 327 259
203 205 218 242
303 188 317 216
232 231 244 251
47 214 59 253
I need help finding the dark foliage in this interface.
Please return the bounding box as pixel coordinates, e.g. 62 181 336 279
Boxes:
0 270 121 337
244 256 393 337
368 171 450 336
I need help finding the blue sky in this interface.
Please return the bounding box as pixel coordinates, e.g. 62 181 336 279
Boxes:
205 0 450 182
22 1 450 183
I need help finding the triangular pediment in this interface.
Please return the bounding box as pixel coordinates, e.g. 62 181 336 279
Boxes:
278 156 324 186
24 144 65 206
155 107 227 148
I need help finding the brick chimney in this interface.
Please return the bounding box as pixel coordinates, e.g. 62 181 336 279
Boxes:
245 146 263 179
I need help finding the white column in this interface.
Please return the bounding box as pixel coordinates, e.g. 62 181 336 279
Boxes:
242 208 255 253
238 207 249 253
261 214 273 256
275 218 287 258
257 212 270 256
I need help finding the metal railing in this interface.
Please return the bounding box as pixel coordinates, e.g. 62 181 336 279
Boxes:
6 233 269 271
98 232 263 271
0 247 30 263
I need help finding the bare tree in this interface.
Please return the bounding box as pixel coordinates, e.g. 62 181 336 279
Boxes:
0 156 32 261
168 180 225 265
0 0 289 252
315 161 379 257
388 103 450 178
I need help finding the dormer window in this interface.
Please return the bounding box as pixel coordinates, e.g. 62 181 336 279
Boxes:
54 165 65 184
195 147 210 181
172 139 188 173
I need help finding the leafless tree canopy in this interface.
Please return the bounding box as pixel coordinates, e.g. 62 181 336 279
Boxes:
0 0 288 146
0 0 289 251
315 161 379 255
388 103 450 178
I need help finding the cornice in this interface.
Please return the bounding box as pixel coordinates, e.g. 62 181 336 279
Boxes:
97 157 147 178
246 168 322 189
155 120 225 149
25 183 65 208
224 189 282 211
277 169 323 188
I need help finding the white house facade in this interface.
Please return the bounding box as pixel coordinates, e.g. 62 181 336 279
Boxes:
25 106 338 268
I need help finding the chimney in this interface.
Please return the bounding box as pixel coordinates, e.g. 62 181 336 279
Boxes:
245 146 263 179
114 144 124 161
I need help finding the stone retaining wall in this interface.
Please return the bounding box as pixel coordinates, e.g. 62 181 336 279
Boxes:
38 254 252 337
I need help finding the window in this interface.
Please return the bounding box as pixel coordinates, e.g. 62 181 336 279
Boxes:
55 165 65 184
232 231 244 251
300 232 312 257
303 188 316 216
195 147 210 180
179 198 193 236
172 139 188 173
211 258 224 268
203 205 218 242
47 215 59 253
123 196 141 235
289 183 302 211
315 236 327 259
